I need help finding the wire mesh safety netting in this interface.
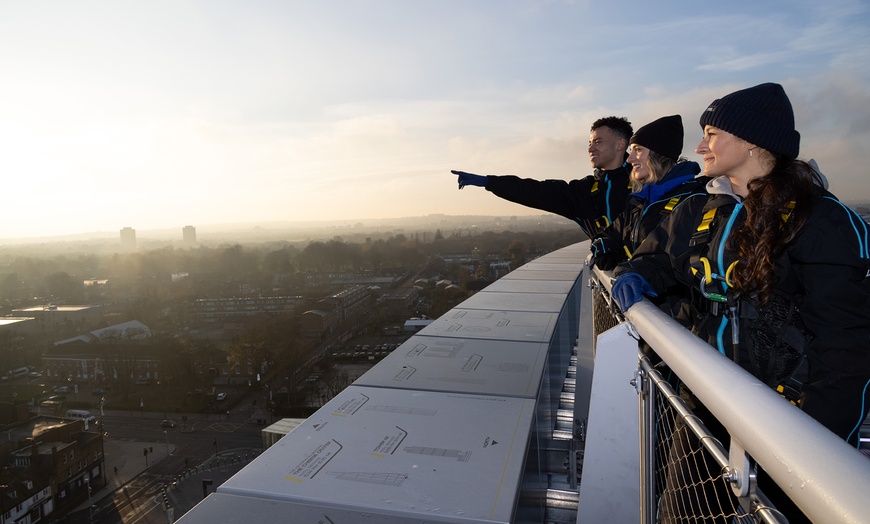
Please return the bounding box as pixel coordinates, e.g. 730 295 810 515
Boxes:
591 280 621 349
589 280 784 523
646 366 760 524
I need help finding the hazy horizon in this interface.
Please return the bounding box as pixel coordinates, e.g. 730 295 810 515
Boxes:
0 212 583 248
3 1 869 239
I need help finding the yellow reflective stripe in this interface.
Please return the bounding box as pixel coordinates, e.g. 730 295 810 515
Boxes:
698 208 717 232
591 181 599 193
664 196 682 212
623 245 632 258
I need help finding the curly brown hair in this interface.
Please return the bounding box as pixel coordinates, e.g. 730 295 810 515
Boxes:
728 158 819 304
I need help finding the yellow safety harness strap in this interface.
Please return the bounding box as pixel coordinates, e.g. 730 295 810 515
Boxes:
663 196 682 213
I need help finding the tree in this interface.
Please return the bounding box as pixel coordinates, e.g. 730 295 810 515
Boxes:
507 240 528 270
0 273 27 303
45 271 84 303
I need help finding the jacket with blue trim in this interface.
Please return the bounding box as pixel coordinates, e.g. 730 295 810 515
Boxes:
614 177 870 446
484 161 632 240
591 161 705 270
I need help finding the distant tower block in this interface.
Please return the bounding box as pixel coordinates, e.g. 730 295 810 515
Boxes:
120 227 137 250
183 225 197 244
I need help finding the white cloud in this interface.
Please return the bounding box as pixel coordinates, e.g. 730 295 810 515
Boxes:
1 0 869 239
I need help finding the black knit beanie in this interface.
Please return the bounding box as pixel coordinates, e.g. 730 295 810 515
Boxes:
629 114 683 161
699 82 800 159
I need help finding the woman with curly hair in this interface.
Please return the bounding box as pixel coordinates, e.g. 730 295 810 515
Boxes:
611 83 870 522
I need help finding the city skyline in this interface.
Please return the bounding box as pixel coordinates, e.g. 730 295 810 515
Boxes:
2 1 869 239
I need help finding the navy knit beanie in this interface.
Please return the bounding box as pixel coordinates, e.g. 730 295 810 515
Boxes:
630 115 683 161
699 82 800 159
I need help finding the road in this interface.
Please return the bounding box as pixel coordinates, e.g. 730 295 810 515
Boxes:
58 408 264 524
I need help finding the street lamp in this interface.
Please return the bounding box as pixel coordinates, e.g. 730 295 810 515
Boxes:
164 430 170 457
158 381 166 419
84 476 94 524
99 397 107 482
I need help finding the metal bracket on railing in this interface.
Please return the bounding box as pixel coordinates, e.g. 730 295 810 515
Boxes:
630 368 646 397
587 277 602 291
726 438 757 506
624 322 639 341
575 417 587 442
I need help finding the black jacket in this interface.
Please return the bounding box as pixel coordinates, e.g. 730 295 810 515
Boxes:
591 161 705 270
485 162 632 240
615 178 870 445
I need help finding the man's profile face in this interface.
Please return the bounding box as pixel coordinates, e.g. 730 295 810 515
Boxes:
588 126 626 170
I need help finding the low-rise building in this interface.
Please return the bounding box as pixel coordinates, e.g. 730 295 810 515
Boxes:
0 317 37 335
41 342 162 383
43 321 155 382
301 286 372 339
189 296 304 324
384 287 420 318
0 468 53 524
10 305 102 336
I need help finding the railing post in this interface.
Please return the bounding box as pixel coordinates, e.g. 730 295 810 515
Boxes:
635 365 656 524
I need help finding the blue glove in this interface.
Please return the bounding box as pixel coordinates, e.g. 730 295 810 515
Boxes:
611 273 657 311
451 170 487 189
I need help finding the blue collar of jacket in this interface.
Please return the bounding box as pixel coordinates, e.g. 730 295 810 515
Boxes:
630 161 701 203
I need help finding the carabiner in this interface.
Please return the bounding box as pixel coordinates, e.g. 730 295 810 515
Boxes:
699 278 728 303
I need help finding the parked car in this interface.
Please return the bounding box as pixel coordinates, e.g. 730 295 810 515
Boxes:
53 386 70 393
160 419 177 428
216 392 227 401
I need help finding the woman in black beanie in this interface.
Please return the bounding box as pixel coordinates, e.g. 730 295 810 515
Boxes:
611 83 870 523
589 114 706 272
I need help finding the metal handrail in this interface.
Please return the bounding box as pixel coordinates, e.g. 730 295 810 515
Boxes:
596 267 870 524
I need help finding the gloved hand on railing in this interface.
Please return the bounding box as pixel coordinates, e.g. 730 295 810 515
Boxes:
611 272 657 311
451 170 488 189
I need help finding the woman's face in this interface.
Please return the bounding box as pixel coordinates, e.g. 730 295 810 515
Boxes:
695 125 751 178
627 144 652 185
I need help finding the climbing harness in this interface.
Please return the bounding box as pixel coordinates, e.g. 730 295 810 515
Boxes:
688 199 810 403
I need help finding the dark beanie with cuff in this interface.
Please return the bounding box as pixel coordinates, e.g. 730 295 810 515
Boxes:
629 114 683 161
699 82 800 159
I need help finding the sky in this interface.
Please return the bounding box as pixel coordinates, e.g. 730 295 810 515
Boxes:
2 0 869 241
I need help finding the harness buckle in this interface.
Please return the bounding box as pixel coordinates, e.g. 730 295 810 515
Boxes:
594 216 611 230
